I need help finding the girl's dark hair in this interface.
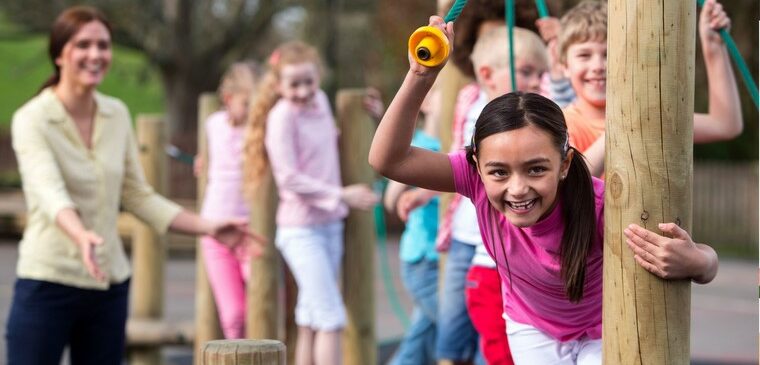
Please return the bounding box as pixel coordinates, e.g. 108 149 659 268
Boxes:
40 6 112 92
452 0 539 79
465 92 596 303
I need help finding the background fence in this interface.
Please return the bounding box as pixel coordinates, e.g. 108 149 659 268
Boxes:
692 160 758 257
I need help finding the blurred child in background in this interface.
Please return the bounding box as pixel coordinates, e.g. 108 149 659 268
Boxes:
244 41 377 365
197 61 262 339
384 84 442 365
557 0 742 174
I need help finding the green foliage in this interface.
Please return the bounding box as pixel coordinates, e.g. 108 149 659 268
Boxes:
0 33 164 130
0 169 20 189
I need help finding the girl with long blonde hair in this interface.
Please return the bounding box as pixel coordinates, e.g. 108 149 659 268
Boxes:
244 41 377 365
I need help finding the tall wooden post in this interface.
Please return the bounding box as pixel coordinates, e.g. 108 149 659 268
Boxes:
604 1 695 364
131 115 169 365
245 168 279 342
337 89 377 365
195 94 223 364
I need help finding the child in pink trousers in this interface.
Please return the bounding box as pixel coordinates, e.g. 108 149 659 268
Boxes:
199 61 261 339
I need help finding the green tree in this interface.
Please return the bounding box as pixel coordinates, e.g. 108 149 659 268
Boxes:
0 0 298 134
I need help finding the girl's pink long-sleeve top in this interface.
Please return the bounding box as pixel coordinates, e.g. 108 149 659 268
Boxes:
264 90 348 227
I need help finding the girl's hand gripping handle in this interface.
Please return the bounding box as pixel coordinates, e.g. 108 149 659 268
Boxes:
407 16 454 69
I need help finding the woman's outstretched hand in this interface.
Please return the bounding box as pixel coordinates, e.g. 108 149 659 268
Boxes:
210 218 267 257
624 222 718 284
75 230 106 282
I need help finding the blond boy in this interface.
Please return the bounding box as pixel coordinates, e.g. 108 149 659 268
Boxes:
471 26 549 100
558 0 742 171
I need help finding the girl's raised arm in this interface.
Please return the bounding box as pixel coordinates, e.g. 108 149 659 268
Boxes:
369 16 456 193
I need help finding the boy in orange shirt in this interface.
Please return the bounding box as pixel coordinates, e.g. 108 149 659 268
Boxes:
558 0 742 171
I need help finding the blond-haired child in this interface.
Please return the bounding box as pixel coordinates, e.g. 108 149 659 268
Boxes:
243 41 377 365
558 0 742 173
197 61 261 339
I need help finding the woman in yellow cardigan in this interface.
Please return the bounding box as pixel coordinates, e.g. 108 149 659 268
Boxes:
6 6 264 365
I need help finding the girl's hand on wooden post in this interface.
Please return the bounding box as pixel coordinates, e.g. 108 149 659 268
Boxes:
193 155 205 178
363 87 385 123
624 222 715 282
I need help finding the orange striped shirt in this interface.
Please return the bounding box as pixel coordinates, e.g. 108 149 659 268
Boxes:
563 104 605 153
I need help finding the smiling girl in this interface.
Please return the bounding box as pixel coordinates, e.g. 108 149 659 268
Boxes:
369 16 718 365
243 41 378 365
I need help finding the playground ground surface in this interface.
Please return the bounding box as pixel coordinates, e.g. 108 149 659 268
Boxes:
0 237 756 365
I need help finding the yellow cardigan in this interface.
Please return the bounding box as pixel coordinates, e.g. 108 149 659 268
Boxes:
11 88 181 290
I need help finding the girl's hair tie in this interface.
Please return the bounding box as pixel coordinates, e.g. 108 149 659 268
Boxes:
268 50 281 67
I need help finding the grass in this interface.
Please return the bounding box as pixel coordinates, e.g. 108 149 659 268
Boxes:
0 33 165 130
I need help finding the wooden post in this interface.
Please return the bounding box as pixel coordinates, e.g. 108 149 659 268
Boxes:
130 115 169 365
246 171 279 341
201 339 286 365
283 267 298 364
336 89 377 365
195 94 223 364
604 1 694 364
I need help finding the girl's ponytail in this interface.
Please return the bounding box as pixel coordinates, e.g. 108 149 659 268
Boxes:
38 73 60 93
559 146 596 302
243 71 280 195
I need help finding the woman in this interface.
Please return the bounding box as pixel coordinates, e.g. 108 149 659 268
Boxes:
5 6 263 364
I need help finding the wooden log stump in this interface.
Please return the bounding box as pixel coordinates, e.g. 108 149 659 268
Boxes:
201 339 286 365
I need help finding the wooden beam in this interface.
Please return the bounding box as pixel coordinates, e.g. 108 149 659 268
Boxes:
337 89 377 365
130 114 169 365
194 94 223 364
604 1 695 364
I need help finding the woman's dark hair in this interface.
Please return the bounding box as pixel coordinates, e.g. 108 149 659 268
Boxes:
452 0 539 79
39 6 112 92
465 92 596 303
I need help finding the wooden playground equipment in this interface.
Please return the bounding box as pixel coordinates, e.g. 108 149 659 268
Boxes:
64 0 754 363
121 88 379 365
604 1 695 363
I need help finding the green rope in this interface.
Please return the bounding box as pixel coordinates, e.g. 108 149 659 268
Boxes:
696 0 758 109
506 0 517 92
444 0 468 23
373 180 412 330
535 0 549 19
165 144 195 165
